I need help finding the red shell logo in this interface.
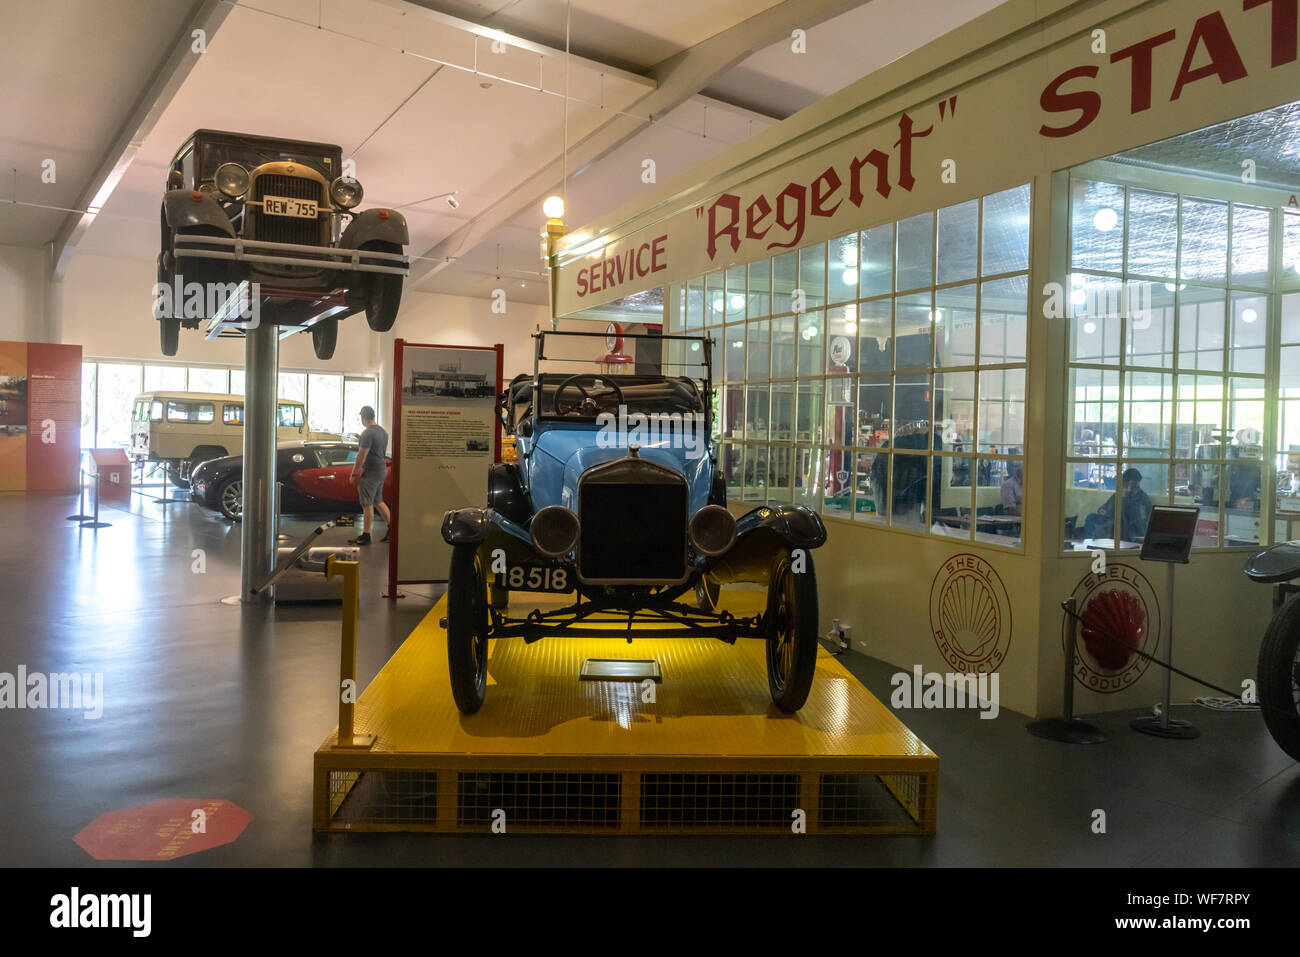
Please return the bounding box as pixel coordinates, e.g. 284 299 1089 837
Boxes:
1062 563 1160 693
1081 588 1144 669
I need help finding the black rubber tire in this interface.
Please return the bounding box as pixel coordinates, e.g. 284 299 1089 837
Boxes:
1258 593 1300 761
312 318 338 360
447 544 490 714
216 475 242 523
160 317 179 356
165 460 187 488
362 241 403 333
764 550 819 713
695 574 721 611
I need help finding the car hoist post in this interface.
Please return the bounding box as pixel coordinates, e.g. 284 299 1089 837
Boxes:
327 554 374 749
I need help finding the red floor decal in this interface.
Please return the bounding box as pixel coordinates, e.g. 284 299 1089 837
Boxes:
73 798 252 861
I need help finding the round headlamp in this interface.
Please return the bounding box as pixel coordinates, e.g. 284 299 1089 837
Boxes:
214 163 249 198
330 176 364 209
689 504 737 557
530 505 580 558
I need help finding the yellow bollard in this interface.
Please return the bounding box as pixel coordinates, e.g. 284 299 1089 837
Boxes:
327 555 375 750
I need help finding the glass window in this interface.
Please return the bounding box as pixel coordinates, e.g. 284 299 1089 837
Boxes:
167 400 215 423
772 251 797 315
724 265 746 323
704 272 724 327
308 373 342 434
144 364 187 392
828 233 859 304
1232 204 1272 287
937 199 978 285
979 274 1027 363
746 320 770 380
1179 198 1227 284
278 372 307 404
81 362 96 448
277 403 304 428
1126 188 1178 278
854 450 886 523
858 223 894 299
229 370 245 396
981 185 1031 276
1068 274 1124 364
1070 179 1124 273
934 283 976 367
1126 283 1174 369
896 212 934 292
343 378 378 437
188 367 228 393
1177 286 1225 372
936 370 974 449
797 312 823 378
979 368 1024 453
96 363 143 448
317 446 359 466
770 315 796 379
747 259 771 319
222 403 243 425
799 243 826 312
685 278 704 330
150 400 163 421
1229 293 1267 374
889 452 928 530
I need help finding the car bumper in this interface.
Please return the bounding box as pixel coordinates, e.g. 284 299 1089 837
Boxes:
174 234 409 277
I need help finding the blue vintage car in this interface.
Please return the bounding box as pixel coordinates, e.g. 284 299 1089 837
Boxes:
441 329 827 714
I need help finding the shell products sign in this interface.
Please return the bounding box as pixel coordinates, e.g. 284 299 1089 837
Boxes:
554 0 1299 315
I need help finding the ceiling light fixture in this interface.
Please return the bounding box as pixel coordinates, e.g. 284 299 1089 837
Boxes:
1242 307 1258 323
1093 207 1119 232
543 195 565 219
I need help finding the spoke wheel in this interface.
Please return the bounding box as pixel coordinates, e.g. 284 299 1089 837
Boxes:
218 477 243 522
764 551 818 713
1259 594 1300 760
447 544 490 713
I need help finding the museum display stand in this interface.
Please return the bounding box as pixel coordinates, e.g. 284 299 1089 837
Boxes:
313 590 938 835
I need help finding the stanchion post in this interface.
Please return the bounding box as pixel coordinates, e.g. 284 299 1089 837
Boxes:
80 470 111 529
1131 562 1199 739
327 554 374 750
67 468 91 522
1026 596 1106 743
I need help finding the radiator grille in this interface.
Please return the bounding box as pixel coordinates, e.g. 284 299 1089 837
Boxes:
578 482 687 581
252 173 325 246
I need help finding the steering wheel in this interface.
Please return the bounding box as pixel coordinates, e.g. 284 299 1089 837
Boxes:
552 373 625 416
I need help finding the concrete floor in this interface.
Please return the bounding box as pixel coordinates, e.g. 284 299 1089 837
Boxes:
1 489 1297 867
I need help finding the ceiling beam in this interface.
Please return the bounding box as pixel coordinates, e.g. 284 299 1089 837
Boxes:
50 0 233 280
407 0 868 289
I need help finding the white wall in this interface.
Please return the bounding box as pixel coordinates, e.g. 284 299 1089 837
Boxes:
0 243 47 343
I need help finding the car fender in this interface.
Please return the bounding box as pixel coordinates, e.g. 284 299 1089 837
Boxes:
340 209 409 249
704 504 827 586
162 189 235 235
441 506 567 567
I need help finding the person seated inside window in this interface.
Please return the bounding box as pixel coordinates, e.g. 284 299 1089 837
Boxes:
1083 467 1152 543
1000 462 1023 516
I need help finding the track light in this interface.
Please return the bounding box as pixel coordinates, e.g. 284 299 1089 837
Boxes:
446 194 460 209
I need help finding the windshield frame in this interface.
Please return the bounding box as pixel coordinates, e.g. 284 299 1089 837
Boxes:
193 130 341 184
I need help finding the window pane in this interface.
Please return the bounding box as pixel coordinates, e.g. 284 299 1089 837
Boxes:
854 450 886 522
979 274 1027 363
890 453 929 530
229 370 245 396
81 362 96 449
982 185 1031 276
745 386 769 441
188 367 228 393
723 266 746 324
823 448 852 519
793 447 820 511
96 362 142 448
828 233 859 304
1071 179 1124 272
934 282 976 367
1179 197 1227 284
1176 375 1223 459
1126 282 1174 368
824 376 854 447
932 455 974 541
723 325 745 382
704 271 724 327
223 404 243 425
896 212 934 292
1069 274 1123 363
769 383 792 442
772 251 797 315
770 316 795 379
1231 204 1271 287
1229 292 1267 374
1177 285 1225 371
342 378 377 437
1126 188 1177 278
798 243 826 311
976 458 1023 547
747 259 771 319
894 375 932 449
167 400 214 423
980 367 1025 453
858 223 894 299
1228 377 1266 453
278 372 306 404
144 364 186 392
826 306 858 374
722 384 743 438
894 292 931 370
937 198 978 284
308 373 342 434
719 443 742 497
742 444 766 502
746 320 770 381
796 381 823 444
856 299 891 372
1284 212 1300 286
935 370 974 450
797 311 823 377
1125 371 1172 457
1069 367 1120 457
857 375 892 447
684 278 704 330
767 445 793 503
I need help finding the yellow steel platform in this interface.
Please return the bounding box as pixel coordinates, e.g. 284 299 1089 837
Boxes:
313 590 938 835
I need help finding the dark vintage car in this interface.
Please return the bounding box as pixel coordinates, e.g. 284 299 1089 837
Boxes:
190 441 392 522
440 330 828 715
1243 542 1300 761
156 129 409 359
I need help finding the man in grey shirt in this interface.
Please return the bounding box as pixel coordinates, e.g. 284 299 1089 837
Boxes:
348 406 390 545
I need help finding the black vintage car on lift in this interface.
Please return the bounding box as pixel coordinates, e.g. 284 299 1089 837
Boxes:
190 441 393 522
155 129 409 358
